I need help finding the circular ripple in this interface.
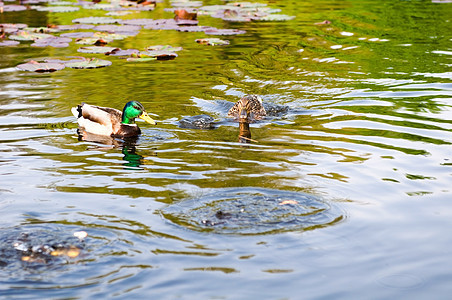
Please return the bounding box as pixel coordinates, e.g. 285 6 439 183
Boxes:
0 224 86 271
377 273 424 289
162 188 345 235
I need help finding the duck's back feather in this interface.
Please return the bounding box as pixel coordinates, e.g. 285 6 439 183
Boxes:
72 103 123 136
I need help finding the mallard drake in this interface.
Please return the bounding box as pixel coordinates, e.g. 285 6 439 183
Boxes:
227 95 266 123
71 100 156 137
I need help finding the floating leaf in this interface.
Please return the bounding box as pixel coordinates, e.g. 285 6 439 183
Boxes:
145 45 183 52
93 32 127 40
120 18 157 26
17 61 66 72
23 27 60 34
44 56 86 64
106 11 135 16
9 31 54 41
0 40 20 46
174 9 198 20
49 1 75 5
65 58 112 69
55 24 95 31
258 14 295 21
170 1 203 7
72 17 120 24
0 23 28 34
106 48 139 56
126 57 158 62
203 28 246 35
93 24 141 33
31 37 72 48
177 25 215 32
75 37 112 45
77 46 120 54
1 5 27 12
196 38 229 46
33 6 80 12
137 50 178 60
60 32 94 38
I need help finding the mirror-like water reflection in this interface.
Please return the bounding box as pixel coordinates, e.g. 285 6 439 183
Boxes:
0 0 451 298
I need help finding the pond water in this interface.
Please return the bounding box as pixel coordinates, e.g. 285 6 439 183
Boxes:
1 0 451 298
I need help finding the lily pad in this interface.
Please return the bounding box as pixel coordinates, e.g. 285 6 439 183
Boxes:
31 37 71 48
93 32 127 40
75 37 112 45
60 32 94 38
177 25 215 32
93 24 141 33
106 11 135 16
203 28 246 35
49 1 75 5
0 23 28 34
258 14 295 21
23 27 60 34
77 46 120 54
1 5 27 12
146 45 183 52
120 18 158 26
9 31 54 41
55 24 95 31
126 57 158 62
132 50 178 60
65 58 112 69
106 48 139 56
17 61 66 73
44 56 86 64
174 8 198 20
33 5 80 12
0 40 20 46
196 38 229 46
72 17 120 24
170 1 203 7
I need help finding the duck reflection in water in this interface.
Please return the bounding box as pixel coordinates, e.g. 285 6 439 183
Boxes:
77 130 144 169
227 95 266 143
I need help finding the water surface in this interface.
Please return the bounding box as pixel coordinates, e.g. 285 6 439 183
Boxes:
0 0 451 298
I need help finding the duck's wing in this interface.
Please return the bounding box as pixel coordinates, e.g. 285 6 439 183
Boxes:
72 103 122 135
227 101 242 118
247 96 266 120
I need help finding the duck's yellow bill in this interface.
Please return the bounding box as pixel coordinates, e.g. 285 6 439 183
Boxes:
139 111 156 125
